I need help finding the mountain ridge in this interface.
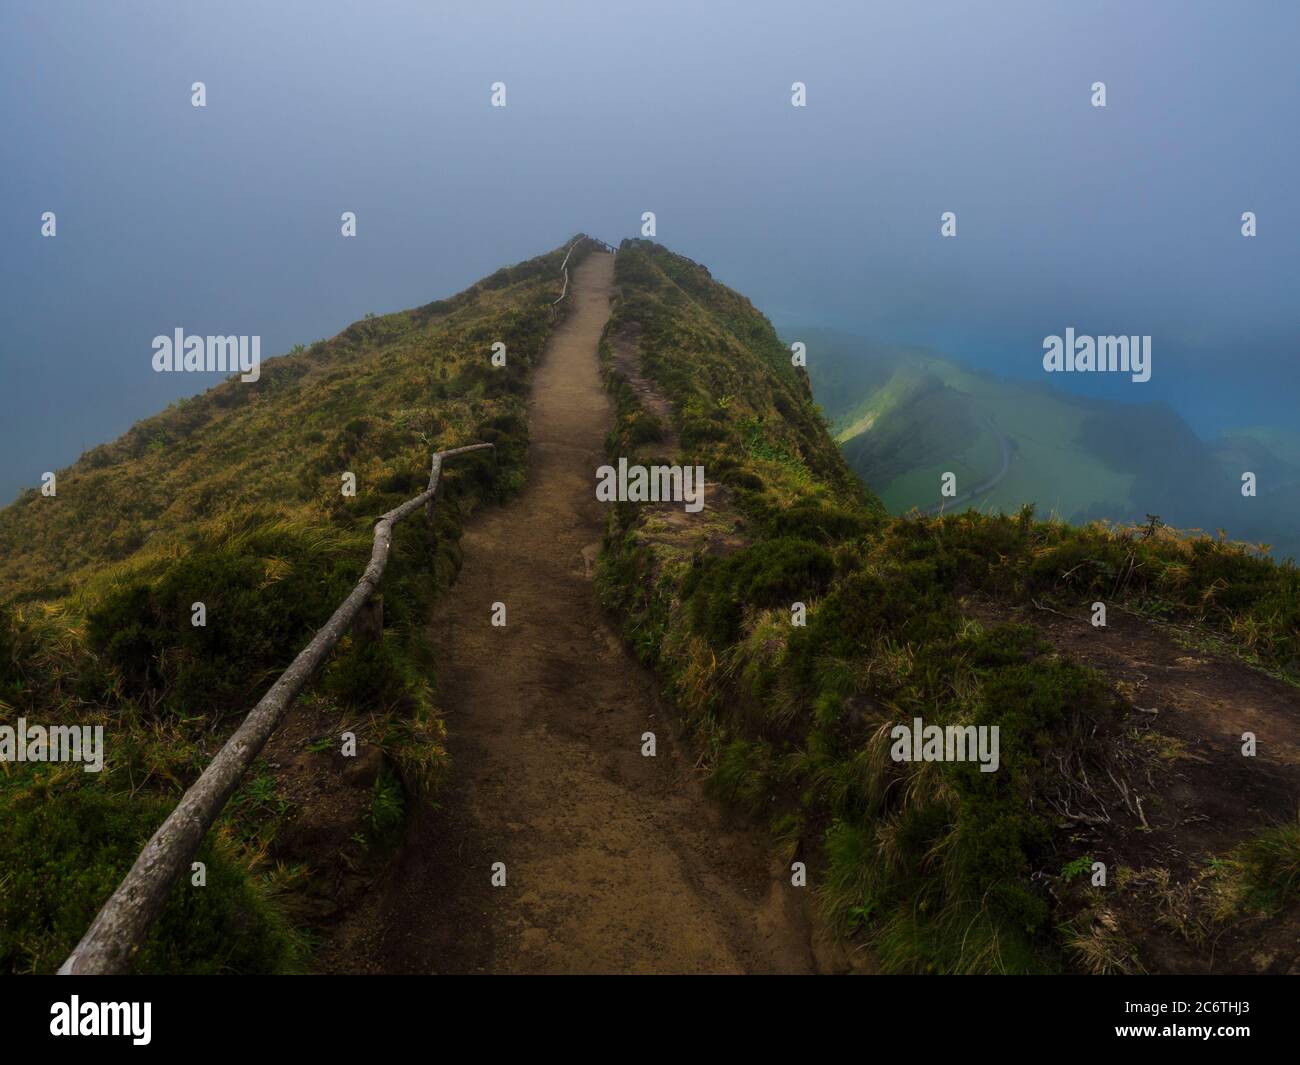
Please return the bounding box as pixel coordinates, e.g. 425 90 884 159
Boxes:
2 238 1297 976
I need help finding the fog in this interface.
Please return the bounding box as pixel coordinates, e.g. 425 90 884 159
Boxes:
2 0 1295 502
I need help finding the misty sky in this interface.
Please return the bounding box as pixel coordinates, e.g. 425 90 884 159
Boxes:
1 1 1296 503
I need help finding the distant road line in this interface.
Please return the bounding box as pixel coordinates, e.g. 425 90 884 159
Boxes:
923 422 1012 516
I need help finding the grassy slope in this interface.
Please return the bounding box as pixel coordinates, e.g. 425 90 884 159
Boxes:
599 242 1300 973
0 237 587 973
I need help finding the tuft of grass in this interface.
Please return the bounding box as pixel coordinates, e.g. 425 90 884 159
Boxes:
1238 816 1300 906
1059 907 1145 976
1211 814 1300 917
367 767 407 839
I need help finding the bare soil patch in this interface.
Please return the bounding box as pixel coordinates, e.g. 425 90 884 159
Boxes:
965 596 1300 973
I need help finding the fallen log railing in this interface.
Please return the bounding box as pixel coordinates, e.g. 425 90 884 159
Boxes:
551 234 617 309
59 442 495 975
552 237 583 306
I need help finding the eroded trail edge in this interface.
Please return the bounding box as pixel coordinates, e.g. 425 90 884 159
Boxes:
322 252 817 974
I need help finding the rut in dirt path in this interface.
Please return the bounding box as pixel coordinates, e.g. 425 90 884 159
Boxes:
320 252 817 974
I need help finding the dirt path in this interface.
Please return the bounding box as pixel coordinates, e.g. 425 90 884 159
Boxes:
320 252 817 974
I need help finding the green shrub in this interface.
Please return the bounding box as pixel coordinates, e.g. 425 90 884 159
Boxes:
86 542 350 718
324 638 413 711
0 781 303 974
687 538 835 648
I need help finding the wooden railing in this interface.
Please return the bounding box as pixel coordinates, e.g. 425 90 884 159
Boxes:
551 234 617 308
58 442 494 975
551 239 581 306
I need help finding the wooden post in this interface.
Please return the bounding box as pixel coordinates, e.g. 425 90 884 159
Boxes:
424 452 443 522
353 594 383 642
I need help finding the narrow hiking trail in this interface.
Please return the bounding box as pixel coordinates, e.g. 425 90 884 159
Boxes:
321 252 818 974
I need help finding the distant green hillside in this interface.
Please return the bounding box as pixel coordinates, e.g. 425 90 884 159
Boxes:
802 329 1300 560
